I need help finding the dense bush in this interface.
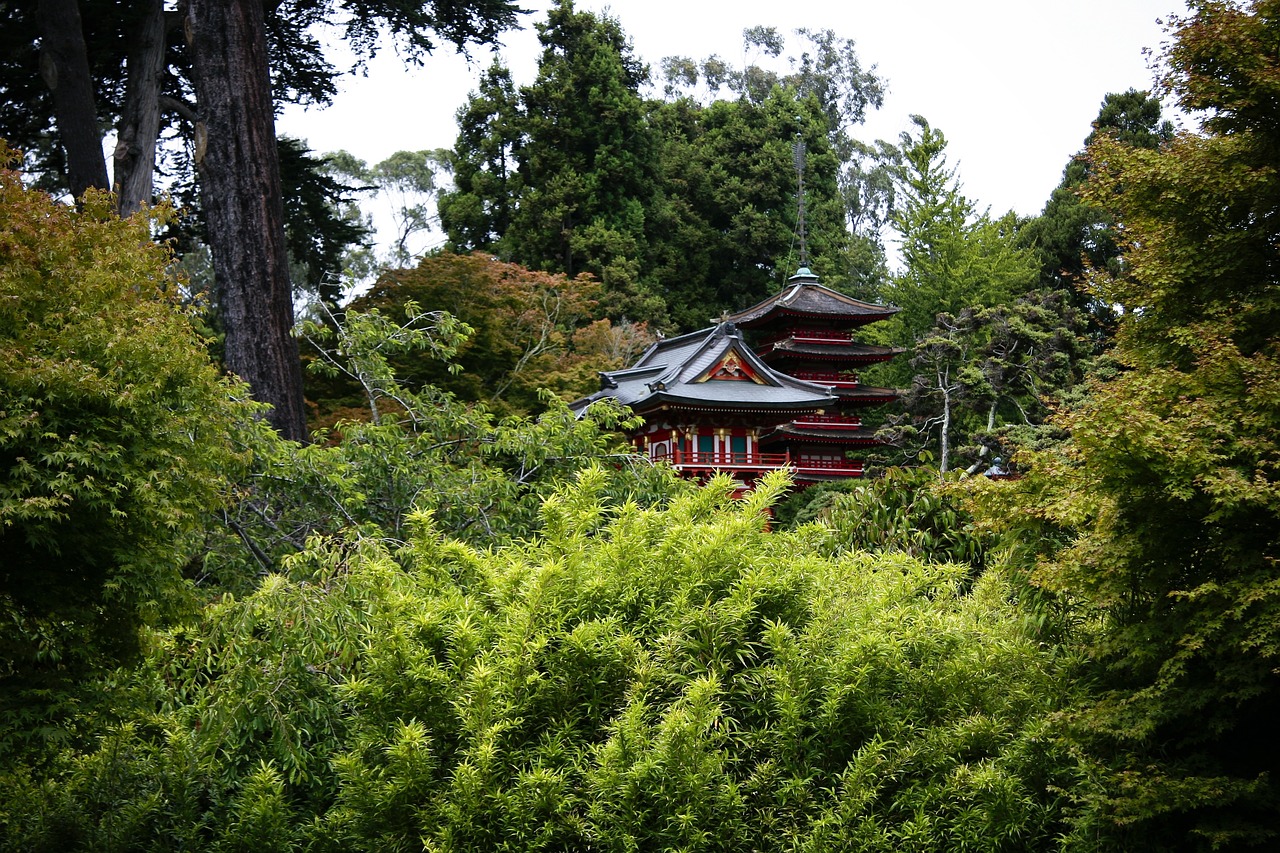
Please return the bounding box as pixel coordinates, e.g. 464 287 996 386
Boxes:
0 156 254 758
3 470 1079 851
794 467 993 571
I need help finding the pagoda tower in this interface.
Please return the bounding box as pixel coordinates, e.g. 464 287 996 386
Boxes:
725 267 901 483
573 268 900 490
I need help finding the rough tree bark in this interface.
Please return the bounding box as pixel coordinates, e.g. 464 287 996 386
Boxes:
186 0 308 441
113 0 166 216
36 0 108 198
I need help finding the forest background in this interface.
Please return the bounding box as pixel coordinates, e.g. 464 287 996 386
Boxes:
1 0 1278 850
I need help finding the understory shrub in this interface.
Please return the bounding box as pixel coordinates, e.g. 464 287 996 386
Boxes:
3 469 1080 852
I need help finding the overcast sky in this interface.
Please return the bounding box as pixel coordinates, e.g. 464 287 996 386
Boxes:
277 0 1188 255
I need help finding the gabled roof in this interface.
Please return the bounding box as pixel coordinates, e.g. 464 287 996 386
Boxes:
725 268 898 327
572 322 836 416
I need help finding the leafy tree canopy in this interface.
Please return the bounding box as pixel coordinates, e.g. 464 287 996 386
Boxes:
440 8 890 331
1018 89 1174 334
0 152 254 747
968 2 1280 846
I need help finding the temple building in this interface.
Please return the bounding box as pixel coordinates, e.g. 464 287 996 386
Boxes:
573 267 901 492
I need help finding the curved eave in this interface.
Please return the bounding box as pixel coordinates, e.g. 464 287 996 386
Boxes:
733 307 896 329
761 348 900 365
833 386 900 404
725 282 899 328
761 427 883 446
630 395 829 416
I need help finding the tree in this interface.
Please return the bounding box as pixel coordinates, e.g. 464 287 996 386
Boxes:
442 0 662 321
970 2 1280 846
883 292 1089 473
658 25 891 299
645 88 852 328
442 18 889 331
0 155 253 752
278 137 371 309
1019 89 1174 334
32 0 109 200
341 251 650 415
871 116 1038 393
188 0 309 440
2 0 523 439
437 61 522 252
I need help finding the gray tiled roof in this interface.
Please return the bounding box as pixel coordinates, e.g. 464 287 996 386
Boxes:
725 271 897 327
571 323 836 415
758 338 903 362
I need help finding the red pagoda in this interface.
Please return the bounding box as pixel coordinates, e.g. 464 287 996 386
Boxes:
725 266 900 484
573 267 900 490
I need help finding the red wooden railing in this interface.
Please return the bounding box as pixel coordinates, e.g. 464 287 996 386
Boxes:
788 370 860 386
791 413 863 429
654 449 791 468
763 327 854 344
651 448 863 476
793 458 863 472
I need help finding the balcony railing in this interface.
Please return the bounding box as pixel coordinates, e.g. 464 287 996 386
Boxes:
652 449 863 476
791 414 863 429
793 458 863 473
655 449 790 470
788 370 860 387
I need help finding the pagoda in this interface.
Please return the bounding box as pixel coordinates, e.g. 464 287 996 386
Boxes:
574 267 901 491
725 266 900 484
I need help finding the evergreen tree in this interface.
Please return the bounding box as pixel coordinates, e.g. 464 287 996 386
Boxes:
874 116 1038 385
441 17 888 332
438 62 522 252
1020 89 1174 334
974 2 1280 846
441 0 662 321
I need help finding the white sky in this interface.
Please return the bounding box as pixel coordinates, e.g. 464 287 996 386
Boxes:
277 0 1187 255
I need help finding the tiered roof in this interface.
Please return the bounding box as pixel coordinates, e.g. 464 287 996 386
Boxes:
724 268 898 328
572 322 836 418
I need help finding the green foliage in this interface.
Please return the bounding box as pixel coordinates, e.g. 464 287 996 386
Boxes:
970 3 1280 846
801 467 993 571
441 0 663 321
0 156 254 757
874 116 1039 372
334 251 650 416
206 299 679 591
440 10 890 331
882 291 1090 472
646 87 853 329
3 470 1077 851
1018 89 1173 336
276 136 373 308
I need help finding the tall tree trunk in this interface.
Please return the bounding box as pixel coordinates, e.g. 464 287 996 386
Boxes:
186 0 308 441
113 0 166 216
36 0 108 199
938 366 952 474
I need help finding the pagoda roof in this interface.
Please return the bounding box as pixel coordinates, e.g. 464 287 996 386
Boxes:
833 385 901 405
571 322 836 417
760 424 883 446
757 338 904 363
725 269 898 327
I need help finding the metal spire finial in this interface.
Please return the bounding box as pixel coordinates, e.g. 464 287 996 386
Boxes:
792 131 809 269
